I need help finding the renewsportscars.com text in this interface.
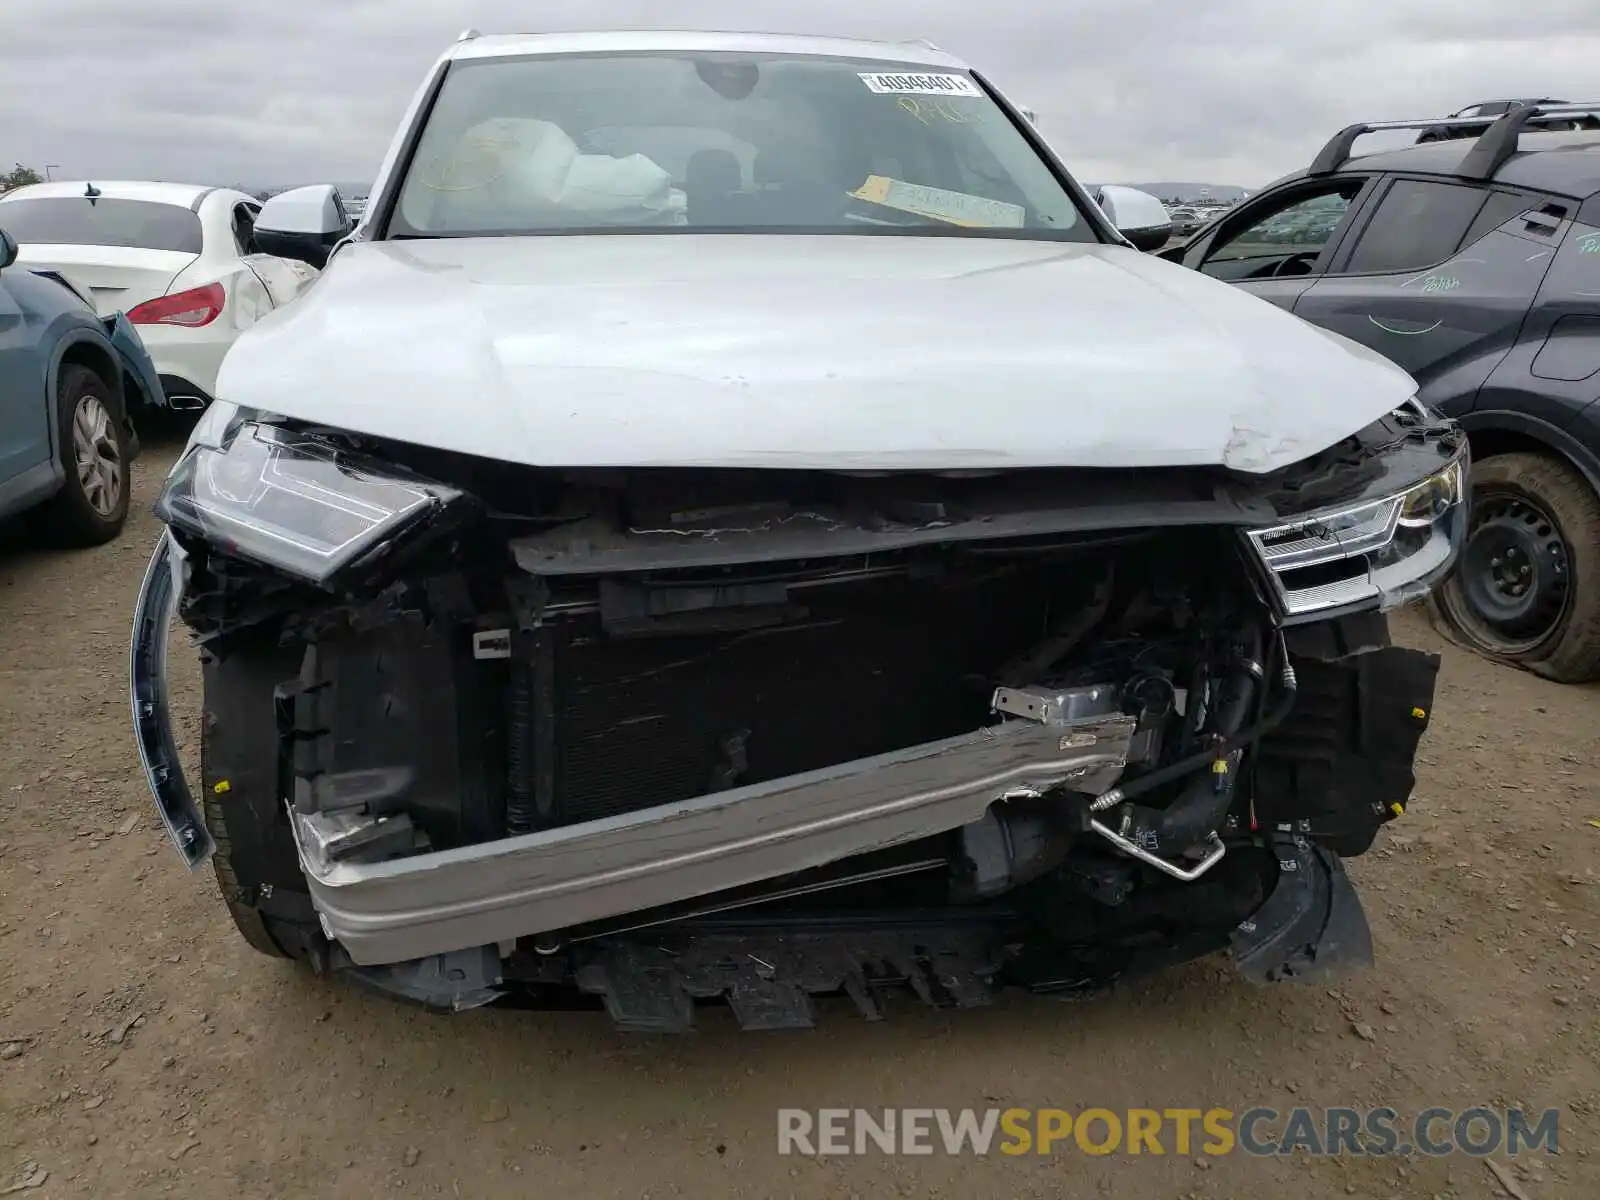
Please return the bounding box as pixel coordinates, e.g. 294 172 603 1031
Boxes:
776 1106 1559 1158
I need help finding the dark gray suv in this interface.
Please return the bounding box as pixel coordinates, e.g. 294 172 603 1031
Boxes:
1163 102 1600 682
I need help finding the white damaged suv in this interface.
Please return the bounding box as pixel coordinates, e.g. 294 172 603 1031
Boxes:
132 31 1464 1026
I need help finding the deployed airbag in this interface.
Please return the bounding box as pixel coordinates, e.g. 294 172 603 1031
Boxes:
427 118 687 228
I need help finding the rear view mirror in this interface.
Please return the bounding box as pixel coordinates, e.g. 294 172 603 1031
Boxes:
253 184 353 270
0 228 16 270
1095 185 1173 253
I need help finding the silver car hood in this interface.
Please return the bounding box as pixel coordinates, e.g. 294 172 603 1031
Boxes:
215 234 1416 474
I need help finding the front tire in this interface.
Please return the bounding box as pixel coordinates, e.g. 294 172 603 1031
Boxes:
1431 452 1600 683
41 364 130 546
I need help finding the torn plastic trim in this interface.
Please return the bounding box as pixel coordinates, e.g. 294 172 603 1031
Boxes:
569 918 1006 1033
498 425 1466 578
510 490 1270 576
335 944 505 1014
289 713 1138 967
130 532 214 870
1231 833 1374 983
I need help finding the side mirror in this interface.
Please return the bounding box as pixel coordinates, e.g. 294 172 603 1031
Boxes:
253 184 353 270
0 228 16 271
1095 185 1173 253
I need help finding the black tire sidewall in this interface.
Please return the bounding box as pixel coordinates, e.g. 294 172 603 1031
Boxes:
48 363 130 544
1433 452 1600 683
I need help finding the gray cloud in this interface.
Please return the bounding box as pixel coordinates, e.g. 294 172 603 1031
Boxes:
4 0 1599 187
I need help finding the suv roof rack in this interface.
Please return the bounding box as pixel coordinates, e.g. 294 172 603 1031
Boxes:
1308 101 1600 179
1454 102 1600 178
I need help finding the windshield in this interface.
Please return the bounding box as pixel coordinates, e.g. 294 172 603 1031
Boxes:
0 197 202 253
387 52 1092 240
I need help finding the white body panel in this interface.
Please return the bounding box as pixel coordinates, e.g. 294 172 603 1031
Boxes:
222 30 1415 473
6 243 195 315
218 233 1415 474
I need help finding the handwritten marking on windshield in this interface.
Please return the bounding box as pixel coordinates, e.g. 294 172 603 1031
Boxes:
896 96 973 126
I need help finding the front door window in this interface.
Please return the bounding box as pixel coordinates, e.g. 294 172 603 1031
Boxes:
1198 185 1362 281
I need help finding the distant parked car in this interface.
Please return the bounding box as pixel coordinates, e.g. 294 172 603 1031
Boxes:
0 181 321 412
1167 206 1202 236
0 227 162 544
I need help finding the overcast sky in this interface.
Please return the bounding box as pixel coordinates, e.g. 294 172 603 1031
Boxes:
5 0 1600 189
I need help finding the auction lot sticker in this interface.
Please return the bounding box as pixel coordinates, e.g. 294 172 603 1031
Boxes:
859 72 982 97
851 175 1026 228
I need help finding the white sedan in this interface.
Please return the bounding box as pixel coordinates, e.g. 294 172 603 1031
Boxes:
0 180 320 411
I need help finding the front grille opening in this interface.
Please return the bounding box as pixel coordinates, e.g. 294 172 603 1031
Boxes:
550 566 1049 825
1277 555 1367 594
501 525 1259 830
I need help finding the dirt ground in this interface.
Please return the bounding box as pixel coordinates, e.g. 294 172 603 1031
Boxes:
1 426 1597 1200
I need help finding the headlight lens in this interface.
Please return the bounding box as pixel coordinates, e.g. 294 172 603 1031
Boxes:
1247 454 1468 619
1397 458 1464 527
155 414 464 586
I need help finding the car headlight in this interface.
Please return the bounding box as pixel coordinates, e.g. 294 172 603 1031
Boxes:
1396 459 1463 527
1246 454 1467 620
155 412 465 587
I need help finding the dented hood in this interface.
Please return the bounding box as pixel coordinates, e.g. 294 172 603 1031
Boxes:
216 234 1416 473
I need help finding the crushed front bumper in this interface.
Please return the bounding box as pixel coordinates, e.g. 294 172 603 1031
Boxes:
132 530 1141 965
130 533 213 870
290 715 1138 966
130 534 1390 1019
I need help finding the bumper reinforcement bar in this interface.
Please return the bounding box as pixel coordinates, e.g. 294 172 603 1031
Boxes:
290 714 1138 966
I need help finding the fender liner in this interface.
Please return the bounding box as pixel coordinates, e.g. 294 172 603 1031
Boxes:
1231 834 1374 983
1458 408 1600 494
46 327 126 466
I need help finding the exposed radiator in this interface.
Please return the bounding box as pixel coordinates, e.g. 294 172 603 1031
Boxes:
529 568 1055 827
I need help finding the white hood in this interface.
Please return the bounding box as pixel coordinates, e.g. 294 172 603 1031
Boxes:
216 234 1416 474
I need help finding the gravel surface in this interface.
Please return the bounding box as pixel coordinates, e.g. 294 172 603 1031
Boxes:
1 426 1596 1199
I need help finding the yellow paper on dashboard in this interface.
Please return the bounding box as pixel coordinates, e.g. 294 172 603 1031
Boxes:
850 175 1026 228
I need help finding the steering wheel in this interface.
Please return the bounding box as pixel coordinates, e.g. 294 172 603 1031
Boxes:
1269 251 1319 278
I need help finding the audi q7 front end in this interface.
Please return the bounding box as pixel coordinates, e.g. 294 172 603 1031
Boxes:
131 31 1460 1029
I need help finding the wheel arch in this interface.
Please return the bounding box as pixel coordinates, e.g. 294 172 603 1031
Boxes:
47 331 126 461
1457 409 1600 495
